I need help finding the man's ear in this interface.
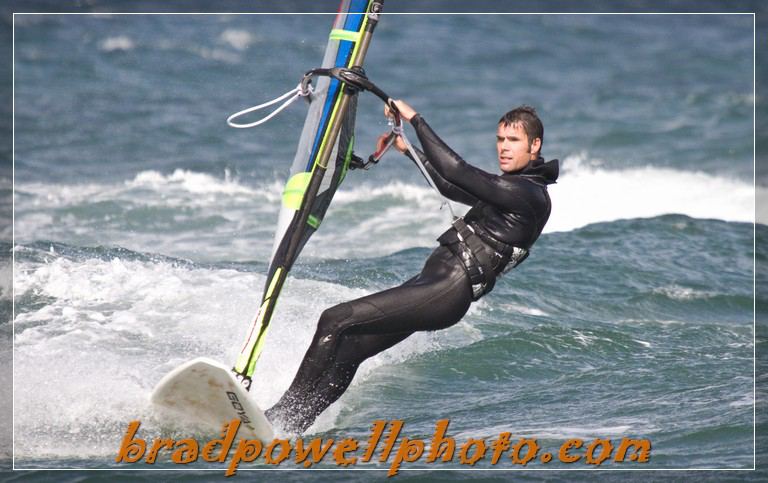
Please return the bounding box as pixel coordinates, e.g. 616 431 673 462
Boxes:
530 137 542 156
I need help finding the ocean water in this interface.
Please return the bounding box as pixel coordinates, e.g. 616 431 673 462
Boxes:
6 9 762 479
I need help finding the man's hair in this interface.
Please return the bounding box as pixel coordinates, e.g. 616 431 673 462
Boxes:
498 105 544 152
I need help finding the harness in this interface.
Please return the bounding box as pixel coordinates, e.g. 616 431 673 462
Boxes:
438 218 529 300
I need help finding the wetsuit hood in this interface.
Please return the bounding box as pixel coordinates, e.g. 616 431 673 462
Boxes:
508 156 559 185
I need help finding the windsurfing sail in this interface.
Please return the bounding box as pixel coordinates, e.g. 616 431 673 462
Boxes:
233 0 385 387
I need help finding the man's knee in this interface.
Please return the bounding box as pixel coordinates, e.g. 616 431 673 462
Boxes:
316 302 354 341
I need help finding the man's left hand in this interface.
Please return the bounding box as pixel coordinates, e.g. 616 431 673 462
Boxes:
385 99 418 122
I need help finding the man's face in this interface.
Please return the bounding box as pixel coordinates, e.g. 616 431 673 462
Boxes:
496 122 540 173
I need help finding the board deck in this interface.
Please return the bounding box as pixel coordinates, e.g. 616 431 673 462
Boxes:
151 357 274 441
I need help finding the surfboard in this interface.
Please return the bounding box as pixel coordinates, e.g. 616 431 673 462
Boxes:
150 357 274 440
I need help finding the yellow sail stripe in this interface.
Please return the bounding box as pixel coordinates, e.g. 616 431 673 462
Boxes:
234 267 284 373
329 29 362 43
234 299 268 373
265 267 283 299
348 14 370 66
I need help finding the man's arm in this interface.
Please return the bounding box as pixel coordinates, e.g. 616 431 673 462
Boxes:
402 146 478 206
410 114 521 211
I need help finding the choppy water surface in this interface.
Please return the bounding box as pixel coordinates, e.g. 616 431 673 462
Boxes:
8 10 759 476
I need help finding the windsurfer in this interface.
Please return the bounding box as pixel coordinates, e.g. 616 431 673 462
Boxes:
265 101 559 434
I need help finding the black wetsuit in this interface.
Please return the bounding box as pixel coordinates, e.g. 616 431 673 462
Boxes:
266 115 559 433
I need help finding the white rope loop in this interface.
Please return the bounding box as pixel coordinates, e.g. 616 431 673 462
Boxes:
227 79 456 219
226 82 313 129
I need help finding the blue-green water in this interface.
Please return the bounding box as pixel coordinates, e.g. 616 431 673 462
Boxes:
5 7 762 480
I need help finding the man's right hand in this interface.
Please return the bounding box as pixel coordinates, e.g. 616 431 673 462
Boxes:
377 132 407 154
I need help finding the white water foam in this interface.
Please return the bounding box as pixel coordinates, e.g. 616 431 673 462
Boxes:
99 36 135 52
0 259 10 302
498 302 549 317
0 357 8 462
193 46 240 63
455 418 657 442
12 253 482 456
219 29 256 51
13 161 761 263
548 154 759 232
151 34 243 63
653 285 717 301
14 170 280 262
0 261 9 462
127 168 261 197
17 169 264 209
728 393 754 408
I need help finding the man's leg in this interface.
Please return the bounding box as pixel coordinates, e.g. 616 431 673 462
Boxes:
266 248 472 433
